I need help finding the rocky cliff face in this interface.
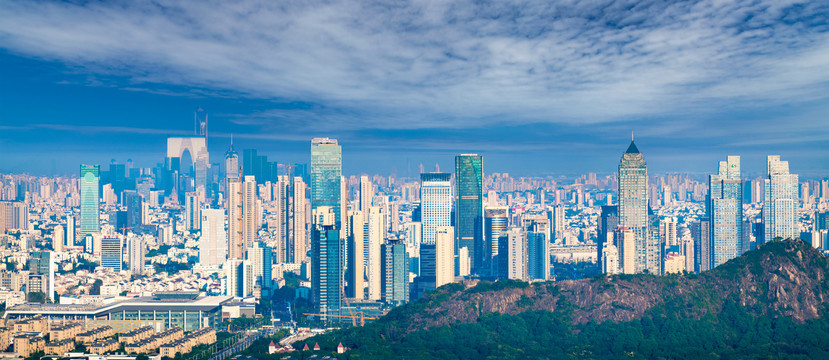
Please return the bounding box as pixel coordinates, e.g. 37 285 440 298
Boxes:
391 239 829 334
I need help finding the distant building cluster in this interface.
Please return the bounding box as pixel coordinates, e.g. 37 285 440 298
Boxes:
0 108 826 331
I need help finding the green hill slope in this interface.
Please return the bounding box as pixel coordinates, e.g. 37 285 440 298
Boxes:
296 239 829 359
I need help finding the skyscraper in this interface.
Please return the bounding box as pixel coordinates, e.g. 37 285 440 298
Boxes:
484 206 508 275
128 235 145 275
199 208 228 267
435 226 455 288
764 155 799 243
359 175 372 212
225 137 240 181
381 241 409 306
292 177 308 263
550 204 565 241
709 156 743 267
498 227 528 281
420 173 452 245
100 236 123 271
185 192 201 231
80 164 100 237
454 154 484 274
617 140 648 273
242 176 259 252
346 210 365 299
247 241 273 298
311 206 341 317
310 138 342 233
366 206 384 300
227 177 244 259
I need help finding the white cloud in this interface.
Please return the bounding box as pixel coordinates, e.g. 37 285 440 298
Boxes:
0 0 828 134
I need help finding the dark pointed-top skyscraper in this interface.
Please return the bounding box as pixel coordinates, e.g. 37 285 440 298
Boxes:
618 138 649 273
225 135 239 181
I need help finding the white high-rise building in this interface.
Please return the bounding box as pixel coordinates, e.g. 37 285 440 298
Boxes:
227 177 244 259
128 235 145 275
53 224 64 252
292 177 308 263
225 259 254 298
616 227 636 274
347 210 365 299
366 206 384 300
66 216 75 247
602 237 620 275
420 173 452 245
435 226 455 287
764 156 799 243
185 192 202 231
360 176 372 212
200 209 228 267
243 176 259 251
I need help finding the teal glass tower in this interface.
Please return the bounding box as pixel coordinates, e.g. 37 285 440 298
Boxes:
310 138 342 230
80 164 100 236
311 207 341 318
709 156 743 268
455 154 483 274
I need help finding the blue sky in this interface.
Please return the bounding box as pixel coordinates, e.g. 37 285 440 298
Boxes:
0 0 827 177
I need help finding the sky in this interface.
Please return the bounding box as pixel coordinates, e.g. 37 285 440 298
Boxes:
0 0 828 178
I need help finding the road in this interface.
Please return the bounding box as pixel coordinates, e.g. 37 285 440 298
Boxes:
209 328 276 360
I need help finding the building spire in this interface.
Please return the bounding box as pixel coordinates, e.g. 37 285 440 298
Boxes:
631 131 634 141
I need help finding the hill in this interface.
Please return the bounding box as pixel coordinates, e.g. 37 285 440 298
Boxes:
296 239 829 359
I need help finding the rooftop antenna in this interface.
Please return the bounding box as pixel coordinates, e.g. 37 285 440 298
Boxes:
631 131 634 141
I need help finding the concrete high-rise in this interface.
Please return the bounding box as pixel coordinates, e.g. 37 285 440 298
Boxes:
550 204 565 242
346 210 365 299
381 241 409 306
617 140 648 273
310 138 342 235
185 192 201 231
709 156 743 267
366 206 384 300
80 165 100 236
420 173 452 245
454 154 484 274
128 235 145 275
359 175 372 212
292 177 308 263
435 226 455 288
242 176 259 252
246 241 273 297
311 206 341 317
225 137 240 181
227 177 244 259
498 227 528 281
199 209 228 267
764 155 799 243
615 227 636 274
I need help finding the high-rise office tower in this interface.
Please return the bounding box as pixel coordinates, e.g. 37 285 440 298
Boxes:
527 231 549 281
226 137 240 181
420 173 452 245
124 191 143 230
242 176 259 252
691 218 711 272
272 177 289 263
709 156 743 268
484 206 508 275
246 241 273 297
100 236 123 271
310 138 342 236
346 210 365 299
359 175 372 212
454 154 484 274
659 218 678 247
199 209 228 267
435 226 455 288
312 206 341 317
498 227 528 281
128 235 145 275
80 164 100 237
381 241 409 306
764 155 799 243
0 201 28 234
597 205 619 272
617 140 648 273
292 177 308 263
185 192 202 231
227 177 244 259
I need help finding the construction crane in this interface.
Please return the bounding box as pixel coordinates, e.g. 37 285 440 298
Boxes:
118 226 133 236
301 312 378 327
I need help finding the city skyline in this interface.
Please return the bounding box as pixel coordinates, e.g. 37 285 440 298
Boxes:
1 1 828 176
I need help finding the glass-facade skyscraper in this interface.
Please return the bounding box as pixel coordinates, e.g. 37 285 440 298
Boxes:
709 156 743 268
764 155 799 243
80 164 100 236
311 206 341 318
618 141 648 273
454 154 483 273
420 172 452 245
310 138 342 230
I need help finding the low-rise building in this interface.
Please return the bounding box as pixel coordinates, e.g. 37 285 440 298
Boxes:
77 325 114 344
48 322 83 342
13 315 46 334
45 338 75 355
14 333 45 357
119 325 154 344
88 338 119 354
125 327 183 354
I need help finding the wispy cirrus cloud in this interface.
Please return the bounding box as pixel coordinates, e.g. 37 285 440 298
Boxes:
0 0 828 134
